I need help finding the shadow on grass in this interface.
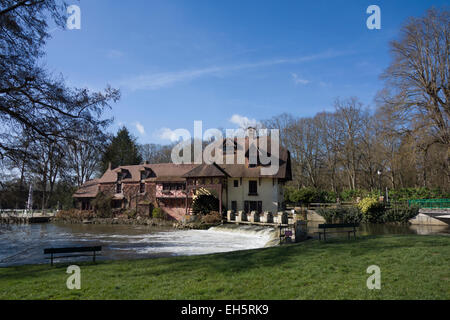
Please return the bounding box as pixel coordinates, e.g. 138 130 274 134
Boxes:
0 260 100 281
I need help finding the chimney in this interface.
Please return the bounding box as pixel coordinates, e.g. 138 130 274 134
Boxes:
107 162 111 171
246 126 257 139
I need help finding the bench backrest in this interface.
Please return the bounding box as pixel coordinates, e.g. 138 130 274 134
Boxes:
44 246 102 254
318 223 359 229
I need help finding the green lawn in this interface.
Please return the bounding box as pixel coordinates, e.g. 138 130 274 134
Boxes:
0 235 449 299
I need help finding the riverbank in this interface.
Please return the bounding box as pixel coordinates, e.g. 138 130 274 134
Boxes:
52 216 220 230
0 234 448 299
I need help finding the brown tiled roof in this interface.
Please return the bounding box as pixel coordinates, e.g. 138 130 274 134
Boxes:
98 163 197 183
182 163 230 178
73 179 99 198
73 136 291 198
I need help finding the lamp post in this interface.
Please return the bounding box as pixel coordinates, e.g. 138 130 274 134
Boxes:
377 170 382 198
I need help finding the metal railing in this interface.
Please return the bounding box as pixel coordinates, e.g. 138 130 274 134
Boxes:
408 199 450 209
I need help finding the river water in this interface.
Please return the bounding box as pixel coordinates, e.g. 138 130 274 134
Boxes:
0 222 448 267
0 223 275 267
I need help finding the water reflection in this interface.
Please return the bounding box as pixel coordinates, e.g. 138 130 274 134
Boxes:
306 221 450 237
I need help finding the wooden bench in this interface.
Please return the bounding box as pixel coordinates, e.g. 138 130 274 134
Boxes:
43 246 102 266
317 223 359 241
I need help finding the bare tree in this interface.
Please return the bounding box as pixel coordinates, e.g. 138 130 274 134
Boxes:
380 7 449 174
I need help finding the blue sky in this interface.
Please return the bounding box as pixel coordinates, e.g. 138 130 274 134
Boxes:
44 0 448 144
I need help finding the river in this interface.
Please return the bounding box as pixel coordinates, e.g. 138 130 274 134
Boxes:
0 222 448 267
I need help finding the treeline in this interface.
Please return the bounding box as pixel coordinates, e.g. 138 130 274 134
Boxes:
284 186 449 206
0 1 120 210
0 126 173 210
0 1 174 210
264 8 449 194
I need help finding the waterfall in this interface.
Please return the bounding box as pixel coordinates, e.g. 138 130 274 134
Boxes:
208 224 279 247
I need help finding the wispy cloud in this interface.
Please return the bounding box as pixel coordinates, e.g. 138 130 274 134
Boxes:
291 73 310 85
120 50 349 91
135 122 145 135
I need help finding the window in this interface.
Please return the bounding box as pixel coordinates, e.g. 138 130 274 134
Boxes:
231 201 237 212
176 183 185 190
140 183 145 194
244 201 262 213
249 180 258 195
116 183 122 193
117 172 122 181
140 171 146 180
163 183 185 191
233 180 239 187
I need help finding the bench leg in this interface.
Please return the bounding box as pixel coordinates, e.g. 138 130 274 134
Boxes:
93 251 96 263
319 232 321 241
51 253 53 266
323 231 326 241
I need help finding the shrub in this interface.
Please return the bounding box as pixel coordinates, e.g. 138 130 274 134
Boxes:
388 187 450 202
91 192 112 218
200 211 222 224
191 194 219 214
316 206 362 224
383 205 419 223
357 197 385 223
152 207 166 219
125 209 137 218
339 189 369 202
55 209 94 221
285 187 332 205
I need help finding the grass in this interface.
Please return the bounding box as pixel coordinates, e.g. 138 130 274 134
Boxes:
0 234 449 300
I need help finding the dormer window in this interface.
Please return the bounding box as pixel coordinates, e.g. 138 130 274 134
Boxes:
117 172 122 181
140 171 146 180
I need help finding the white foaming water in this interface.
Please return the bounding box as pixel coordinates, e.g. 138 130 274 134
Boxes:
134 225 278 256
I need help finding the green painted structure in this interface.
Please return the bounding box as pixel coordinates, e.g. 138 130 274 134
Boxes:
408 199 450 209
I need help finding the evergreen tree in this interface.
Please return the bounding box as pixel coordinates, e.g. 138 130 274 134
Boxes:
100 127 142 173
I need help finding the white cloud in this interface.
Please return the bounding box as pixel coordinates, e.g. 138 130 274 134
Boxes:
291 73 310 85
135 122 145 135
120 49 350 91
157 128 180 142
229 114 261 129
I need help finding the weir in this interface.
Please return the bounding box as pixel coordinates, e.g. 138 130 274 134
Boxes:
0 210 54 224
209 224 280 247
